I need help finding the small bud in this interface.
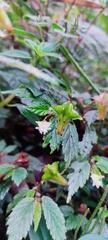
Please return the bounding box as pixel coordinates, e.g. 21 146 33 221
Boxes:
93 92 108 120
53 102 82 135
0 8 13 34
42 162 68 186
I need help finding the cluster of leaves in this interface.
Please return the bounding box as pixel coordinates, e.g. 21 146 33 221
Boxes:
0 0 108 240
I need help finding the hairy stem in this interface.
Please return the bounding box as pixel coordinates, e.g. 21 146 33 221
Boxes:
74 208 89 240
81 185 108 236
88 206 106 234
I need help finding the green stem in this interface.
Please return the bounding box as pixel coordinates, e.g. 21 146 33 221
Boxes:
88 206 106 234
0 94 15 108
60 45 100 94
81 185 108 236
38 26 44 42
35 56 41 67
98 217 105 235
73 208 89 240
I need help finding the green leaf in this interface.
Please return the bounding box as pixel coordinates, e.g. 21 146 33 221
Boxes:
17 104 38 126
45 52 61 60
28 155 44 171
27 189 35 198
7 189 29 213
23 82 42 97
97 158 108 173
16 0 36 15
59 205 74 217
29 215 53 240
12 167 27 186
60 45 100 94
13 28 37 39
3 145 17 154
0 139 6 152
78 234 107 240
84 110 98 126
54 69 71 94
25 39 38 51
3 171 12 180
25 105 50 116
79 126 97 156
0 164 14 174
52 23 65 32
28 21 48 27
33 201 42 232
42 196 66 240
66 214 81 230
67 161 90 203
43 118 62 153
62 123 79 166
41 42 59 53
26 40 61 59
0 50 32 59
7 197 35 240
0 180 12 200
2 87 34 99
55 185 64 202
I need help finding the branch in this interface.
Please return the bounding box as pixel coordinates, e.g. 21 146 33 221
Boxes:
0 56 58 85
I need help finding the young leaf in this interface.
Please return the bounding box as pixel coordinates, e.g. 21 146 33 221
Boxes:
0 164 14 174
79 126 97 156
78 234 107 240
66 214 81 230
67 161 90 203
7 197 35 240
42 196 66 240
62 123 79 166
33 201 42 232
12 167 27 186
43 118 62 153
0 180 12 200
